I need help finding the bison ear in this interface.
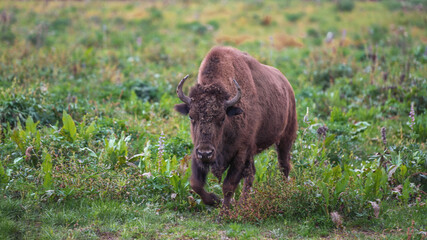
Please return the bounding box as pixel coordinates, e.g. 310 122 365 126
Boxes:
174 103 190 115
226 106 243 117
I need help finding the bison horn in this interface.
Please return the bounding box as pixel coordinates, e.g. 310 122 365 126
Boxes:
177 75 191 105
225 79 242 108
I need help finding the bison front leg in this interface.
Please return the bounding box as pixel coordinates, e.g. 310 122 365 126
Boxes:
190 159 220 206
222 162 245 208
239 159 255 205
222 150 255 208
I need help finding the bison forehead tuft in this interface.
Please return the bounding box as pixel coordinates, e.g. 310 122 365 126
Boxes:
189 84 230 121
190 84 230 100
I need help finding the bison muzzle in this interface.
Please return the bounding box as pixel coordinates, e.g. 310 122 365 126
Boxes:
175 46 297 208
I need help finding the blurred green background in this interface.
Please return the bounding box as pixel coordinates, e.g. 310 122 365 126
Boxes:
0 0 426 239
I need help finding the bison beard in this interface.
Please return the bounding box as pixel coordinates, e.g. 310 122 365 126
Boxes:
174 46 297 209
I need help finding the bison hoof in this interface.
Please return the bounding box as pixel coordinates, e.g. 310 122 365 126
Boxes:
203 193 221 207
210 193 221 207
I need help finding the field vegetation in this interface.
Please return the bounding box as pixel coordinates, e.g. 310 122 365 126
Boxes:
0 0 426 239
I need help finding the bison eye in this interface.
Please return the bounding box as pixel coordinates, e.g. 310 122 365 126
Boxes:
189 116 195 124
219 117 225 125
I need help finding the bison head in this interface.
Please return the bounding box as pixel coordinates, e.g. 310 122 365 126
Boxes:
174 75 243 164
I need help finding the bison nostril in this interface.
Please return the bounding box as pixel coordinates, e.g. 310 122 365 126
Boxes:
196 149 214 159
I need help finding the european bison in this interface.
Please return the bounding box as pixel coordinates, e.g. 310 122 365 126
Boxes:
175 46 297 208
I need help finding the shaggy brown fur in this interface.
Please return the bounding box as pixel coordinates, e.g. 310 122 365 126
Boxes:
175 46 297 208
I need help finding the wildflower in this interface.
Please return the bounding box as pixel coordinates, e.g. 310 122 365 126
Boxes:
303 107 310 125
325 32 334 43
317 125 328 139
157 131 165 170
136 36 142 47
400 73 405 83
381 127 387 147
0 10 12 24
340 29 347 46
409 102 415 130
341 29 346 40
382 71 388 82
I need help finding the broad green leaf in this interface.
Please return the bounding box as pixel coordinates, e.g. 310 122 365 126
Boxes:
138 140 151 172
330 107 347 123
334 175 348 196
364 172 374 201
25 116 39 135
322 167 332 183
0 160 8 186
351 121 370 135
80 147 98 158
35 131 41 151
399 165 408 179
11 129 25 152
319 181 330 214
324 134 336 147
85 121 96 137
171 155 178 169
332 165 342 180
42 150 53 189
13 157 24 165
104 132 129 166
62 111 77 142
401 178 410 205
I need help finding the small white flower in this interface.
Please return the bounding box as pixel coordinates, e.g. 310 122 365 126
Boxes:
303 107 310 124
142 172 152 178
325 32 334 43
330 211 343 228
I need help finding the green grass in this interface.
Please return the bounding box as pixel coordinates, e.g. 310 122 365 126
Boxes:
1 197 424 239
0 0 426 239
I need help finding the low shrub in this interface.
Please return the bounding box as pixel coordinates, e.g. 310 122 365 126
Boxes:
285 12 305 23
222 177 325 223
336 0 355 12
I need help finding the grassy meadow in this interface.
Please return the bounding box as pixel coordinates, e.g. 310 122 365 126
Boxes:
0 0 426 239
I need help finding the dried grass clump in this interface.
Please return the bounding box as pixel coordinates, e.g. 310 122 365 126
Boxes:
222 178 322 222
330 211 343 228
273 34 304 49
215 35 252 45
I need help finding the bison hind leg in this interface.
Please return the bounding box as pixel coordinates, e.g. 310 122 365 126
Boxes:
276 143 292 178
276 127 297 178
